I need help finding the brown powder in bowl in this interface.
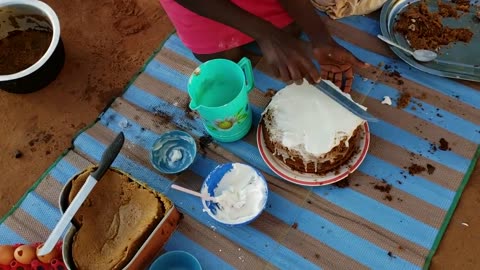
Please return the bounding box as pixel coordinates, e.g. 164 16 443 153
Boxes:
394 1 473 51
0 29 52 75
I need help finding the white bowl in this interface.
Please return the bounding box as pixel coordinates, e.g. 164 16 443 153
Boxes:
201 162 268 226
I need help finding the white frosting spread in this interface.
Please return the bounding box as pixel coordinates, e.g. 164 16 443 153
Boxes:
263 79 366 159
213 163 267 224
169 149 183 162
168 149 183 165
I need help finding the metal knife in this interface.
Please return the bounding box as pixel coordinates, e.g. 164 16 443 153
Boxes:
315 80 378 122
37 132 125 256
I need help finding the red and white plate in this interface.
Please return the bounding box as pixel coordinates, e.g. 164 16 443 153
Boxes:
256 122 370 186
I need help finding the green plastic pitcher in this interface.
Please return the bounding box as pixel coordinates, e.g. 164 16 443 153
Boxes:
188 57 254 142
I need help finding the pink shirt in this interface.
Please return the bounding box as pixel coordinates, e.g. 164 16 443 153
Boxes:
159 0 293 54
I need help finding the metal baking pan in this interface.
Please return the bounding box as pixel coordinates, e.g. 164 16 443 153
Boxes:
59 166 182 270
380 0 480 82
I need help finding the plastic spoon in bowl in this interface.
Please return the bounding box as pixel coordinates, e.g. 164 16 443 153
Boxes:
171 184 218 202
377 34 437 62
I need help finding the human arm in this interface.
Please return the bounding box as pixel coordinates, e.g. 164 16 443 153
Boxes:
278 0 368 92
173 0 320 84
174 0 277 41
277 0 332 45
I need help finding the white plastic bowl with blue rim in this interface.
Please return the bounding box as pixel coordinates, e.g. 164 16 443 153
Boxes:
149 250 202 270
151 130 197 174
201 162 268 226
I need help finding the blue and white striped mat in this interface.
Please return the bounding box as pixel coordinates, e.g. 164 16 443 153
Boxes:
1 13 479 270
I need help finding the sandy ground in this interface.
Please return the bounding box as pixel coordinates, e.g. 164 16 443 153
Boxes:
0 0 478 269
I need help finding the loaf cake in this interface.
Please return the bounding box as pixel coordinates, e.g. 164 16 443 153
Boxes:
68 168 171 270
261 80 365 175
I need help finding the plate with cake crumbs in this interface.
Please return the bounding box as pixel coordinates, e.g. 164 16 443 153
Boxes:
256 122 371 186
380 0 480 82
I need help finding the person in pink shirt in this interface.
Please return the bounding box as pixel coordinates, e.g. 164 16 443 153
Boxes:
159 0 367 92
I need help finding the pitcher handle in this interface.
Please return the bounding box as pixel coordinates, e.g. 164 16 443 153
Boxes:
238 57 254 93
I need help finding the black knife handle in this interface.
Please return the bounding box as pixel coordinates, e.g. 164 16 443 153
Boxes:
91 132 125 180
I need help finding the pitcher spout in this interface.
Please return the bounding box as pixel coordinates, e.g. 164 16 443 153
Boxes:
189 100 200 111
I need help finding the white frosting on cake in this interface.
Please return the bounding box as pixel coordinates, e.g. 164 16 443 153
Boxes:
263 79 366 160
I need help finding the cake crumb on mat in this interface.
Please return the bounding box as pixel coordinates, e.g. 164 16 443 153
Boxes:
334 178 350 188
439 138 450 151
408 163 426 175
264 88 277 98
397 92 411 109
426 164 436 175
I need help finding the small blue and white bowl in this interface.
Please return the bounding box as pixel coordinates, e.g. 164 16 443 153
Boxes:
149 250 202 270
151 130 197 174
201 162 268 226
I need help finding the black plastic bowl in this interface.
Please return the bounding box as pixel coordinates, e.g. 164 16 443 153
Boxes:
0 0 65 94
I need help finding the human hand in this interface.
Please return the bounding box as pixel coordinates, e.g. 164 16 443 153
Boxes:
312 39 369 93
257 29 320 85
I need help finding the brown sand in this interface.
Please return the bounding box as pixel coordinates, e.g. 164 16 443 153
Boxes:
0 1 478 269
0 0 172 220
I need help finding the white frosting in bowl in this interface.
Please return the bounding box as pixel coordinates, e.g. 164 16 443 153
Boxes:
202 163 268 225
263 79 366 159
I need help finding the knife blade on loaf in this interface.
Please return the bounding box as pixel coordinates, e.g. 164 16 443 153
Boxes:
37 132 125 256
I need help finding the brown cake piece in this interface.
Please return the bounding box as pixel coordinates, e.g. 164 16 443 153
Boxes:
438 2 458 18
452 0 471 12
261 81 365 175
68 168 167 270
394 1 474 51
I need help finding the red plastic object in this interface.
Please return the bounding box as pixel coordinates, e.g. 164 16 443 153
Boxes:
31 260 50 270
54 242 62 249
9 260 31 270
0 264 12 270
50 259 66 270
31 243 42 249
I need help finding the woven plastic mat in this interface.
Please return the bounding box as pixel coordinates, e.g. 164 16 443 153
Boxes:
1 14 479 270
